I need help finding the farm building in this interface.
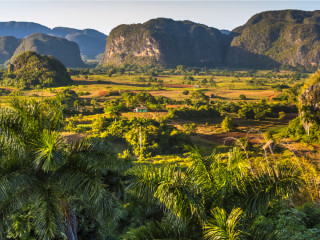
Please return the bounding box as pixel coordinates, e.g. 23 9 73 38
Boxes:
133 106 148 113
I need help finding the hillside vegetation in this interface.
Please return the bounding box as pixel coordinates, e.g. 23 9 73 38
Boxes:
2 51 72 89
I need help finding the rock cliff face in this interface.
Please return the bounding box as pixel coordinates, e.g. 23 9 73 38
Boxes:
12 33 85 68
226 10 320 68
100 18 227 67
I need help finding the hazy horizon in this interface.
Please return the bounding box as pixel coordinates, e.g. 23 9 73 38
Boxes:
0 1 319 34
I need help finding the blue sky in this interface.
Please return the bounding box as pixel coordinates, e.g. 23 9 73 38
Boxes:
0 1 318 34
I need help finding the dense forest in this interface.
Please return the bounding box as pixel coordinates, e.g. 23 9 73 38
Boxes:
0 65 319 239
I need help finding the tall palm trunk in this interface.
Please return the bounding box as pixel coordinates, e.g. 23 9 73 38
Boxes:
64 203 78 240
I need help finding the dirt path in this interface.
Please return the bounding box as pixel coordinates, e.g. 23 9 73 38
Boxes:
268 93 278 100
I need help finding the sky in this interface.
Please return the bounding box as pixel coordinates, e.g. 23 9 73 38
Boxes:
0 1 319 34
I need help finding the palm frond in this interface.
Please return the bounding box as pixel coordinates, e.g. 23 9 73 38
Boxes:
32 130 65 172
129 165 206 222
203 207 243 240
244 164 303 216
31 183 65 240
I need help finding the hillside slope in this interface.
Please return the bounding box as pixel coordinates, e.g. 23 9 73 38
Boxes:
12 33 85 68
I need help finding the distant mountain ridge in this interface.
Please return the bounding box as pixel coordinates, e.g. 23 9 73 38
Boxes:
0 21 107 60
0 22 50 38
2 10 320 69
100 10 320 68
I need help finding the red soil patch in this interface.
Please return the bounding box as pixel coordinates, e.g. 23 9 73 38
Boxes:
162 84 193 88
98 91 109 96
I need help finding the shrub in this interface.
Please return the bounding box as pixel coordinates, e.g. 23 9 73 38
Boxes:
182 90 189 95
239 94 247 100
221 116 237 132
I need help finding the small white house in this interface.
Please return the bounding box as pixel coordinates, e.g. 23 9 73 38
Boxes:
133 106 148 113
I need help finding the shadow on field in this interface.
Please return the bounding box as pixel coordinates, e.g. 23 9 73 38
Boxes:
72 79 150 88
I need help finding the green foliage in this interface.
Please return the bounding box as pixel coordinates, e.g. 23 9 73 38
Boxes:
249 205 320 240
102 18 225 67
168 105 220 120
183 90 190 95
128 147 303 239
204 207 243 240
56 88 80 113
95 117 191 157
0 99 126 239
1 51 72 89
239 94 246 100
184 123 197 135
238 100 271 120
221 116 237 132
283 117 320 143
188 90 209 107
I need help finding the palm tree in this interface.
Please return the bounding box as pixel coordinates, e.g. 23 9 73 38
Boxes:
109 109 121 122
128 147 303 238
0 98 121 239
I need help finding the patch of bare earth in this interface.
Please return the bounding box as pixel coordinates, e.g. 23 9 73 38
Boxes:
62 132 87 144
200 132 263 145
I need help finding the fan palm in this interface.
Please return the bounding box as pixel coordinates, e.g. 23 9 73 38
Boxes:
0 98 121 239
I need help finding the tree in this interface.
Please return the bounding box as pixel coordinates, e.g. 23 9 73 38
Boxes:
56 89 79 111
239 94 247 100
182 90 190 95
109 109 121 122
184 123 197 135
108 68 116 77
0 99 121 239
278 111 286 120
188 90 209 107
128 147 303 238
221 116 236 132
